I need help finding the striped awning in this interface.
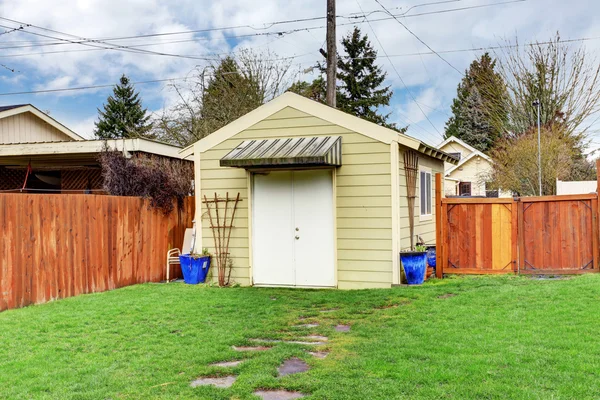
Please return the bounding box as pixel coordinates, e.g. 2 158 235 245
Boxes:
220 136 342 168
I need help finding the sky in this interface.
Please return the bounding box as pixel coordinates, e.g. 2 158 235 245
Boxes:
0 0 598 149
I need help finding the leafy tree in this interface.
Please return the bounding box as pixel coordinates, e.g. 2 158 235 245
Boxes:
488 123 581 196
154 50 292 146
488 33 600 188
95 74 152 139
444 53 508 152
287 77 326 103
288 27 401 131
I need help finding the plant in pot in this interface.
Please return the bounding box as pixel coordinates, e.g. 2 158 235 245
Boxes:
400 245 427 285
179 248 212 284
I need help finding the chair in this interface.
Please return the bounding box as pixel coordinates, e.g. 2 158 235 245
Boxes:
166 228 194 282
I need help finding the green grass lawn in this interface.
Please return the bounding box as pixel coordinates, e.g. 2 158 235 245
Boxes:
2 275 600 399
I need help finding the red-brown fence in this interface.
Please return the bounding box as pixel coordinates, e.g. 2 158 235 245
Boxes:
0 194 194 311
435 174 600 277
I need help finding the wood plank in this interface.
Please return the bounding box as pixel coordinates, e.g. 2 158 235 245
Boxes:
442 198 514 204
520 194 597 202
435 173 443 279
593 198 599 270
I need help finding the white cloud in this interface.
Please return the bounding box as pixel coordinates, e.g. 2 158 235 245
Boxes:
0 0 598 144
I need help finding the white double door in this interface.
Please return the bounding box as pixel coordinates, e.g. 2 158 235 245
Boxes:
252 169 335 287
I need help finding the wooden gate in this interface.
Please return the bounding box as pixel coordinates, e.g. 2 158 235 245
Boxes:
435 175 599 277
519 195 598 274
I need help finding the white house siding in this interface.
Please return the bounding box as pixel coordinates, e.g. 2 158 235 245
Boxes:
0 112 73 144
445 155 491 197
197 106 393 289
399 148 445 250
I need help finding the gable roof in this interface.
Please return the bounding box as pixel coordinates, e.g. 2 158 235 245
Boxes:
181 92 457 164
0 104 28 113
445 150 493 176
0 104 83 141
437 136 491 161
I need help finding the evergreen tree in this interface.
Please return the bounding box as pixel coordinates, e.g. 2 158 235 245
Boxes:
444 53 507 152
336 27 394 128
95 74 152 139
199 57 262 135
288 27 401 131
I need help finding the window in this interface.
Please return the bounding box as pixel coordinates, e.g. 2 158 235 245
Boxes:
419 168 432 217
448 152 462 161
459 182 472 196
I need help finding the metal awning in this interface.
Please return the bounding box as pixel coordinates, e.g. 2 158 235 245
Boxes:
220 136 342 168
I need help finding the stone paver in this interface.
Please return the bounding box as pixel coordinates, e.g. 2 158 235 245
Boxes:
250 338 283 343
232 345 270 352
335 324 351 332
292 323 319 329
190 375 236 388
254 390 306 399
308 351 329 359
209 360 244 368
304 335 328 342
286 340 326 346
278 358 310 377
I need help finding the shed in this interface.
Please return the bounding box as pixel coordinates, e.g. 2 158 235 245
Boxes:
182 92 457 289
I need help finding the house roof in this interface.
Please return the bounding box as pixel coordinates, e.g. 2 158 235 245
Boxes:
0 138 186 167
0 104 84 141
0 104 28 112
181 92 458 164
438 136 492 177
437 136 491 162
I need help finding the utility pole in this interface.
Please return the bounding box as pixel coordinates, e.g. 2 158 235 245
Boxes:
326 0 336 108
533 99 542 196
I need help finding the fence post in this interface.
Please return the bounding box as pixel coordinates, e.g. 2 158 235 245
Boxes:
517 198 524 275
435 173 444 279
511 198 519 274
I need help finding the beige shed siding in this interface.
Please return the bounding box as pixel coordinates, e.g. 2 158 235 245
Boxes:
399 147 444 250
0 112 73 144
198 106 393 288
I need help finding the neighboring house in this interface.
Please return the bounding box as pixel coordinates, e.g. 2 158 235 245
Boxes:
556 179 597 195
0 104 186 193
181 92 457 289
438 136 508 197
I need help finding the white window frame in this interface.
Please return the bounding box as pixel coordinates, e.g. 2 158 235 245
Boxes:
419 166 432 221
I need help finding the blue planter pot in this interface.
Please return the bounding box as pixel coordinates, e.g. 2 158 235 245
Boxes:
179 254 211 284
400 252 427 285
426 246 436 268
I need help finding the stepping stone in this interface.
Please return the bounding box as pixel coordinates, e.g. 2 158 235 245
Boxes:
285 340 326 346
278 357 310 377
254 390 306 399
304 335 328 342
335 324 351 332
320 308 338 313
308 351 329 359
232 345 270 352
209 360 243 368
292 323 319 329
190 375 236 388
250 338 283 343
438 293 456 299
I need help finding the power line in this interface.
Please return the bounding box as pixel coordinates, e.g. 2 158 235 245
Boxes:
373 0 464 75
0 77 188 96
353 0 442 142
1 33 598 63
0 0 527 51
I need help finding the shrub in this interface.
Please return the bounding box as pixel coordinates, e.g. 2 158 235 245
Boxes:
99 150 194 214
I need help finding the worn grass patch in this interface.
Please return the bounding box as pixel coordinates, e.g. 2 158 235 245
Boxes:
1 275 600 398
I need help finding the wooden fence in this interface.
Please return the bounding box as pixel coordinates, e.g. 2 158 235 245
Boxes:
0 194 194 311
435 174 599 277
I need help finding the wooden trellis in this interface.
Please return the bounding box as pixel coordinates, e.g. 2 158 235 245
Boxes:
203 192 241 286
404 151 419 250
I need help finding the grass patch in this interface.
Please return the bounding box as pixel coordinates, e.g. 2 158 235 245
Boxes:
2 275 600 399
